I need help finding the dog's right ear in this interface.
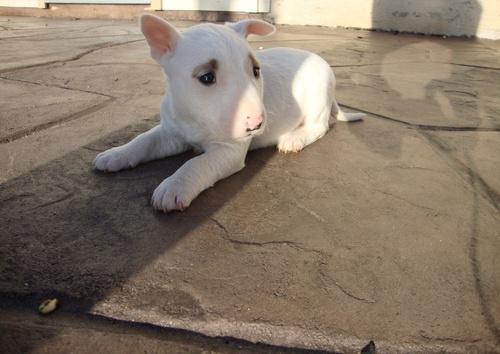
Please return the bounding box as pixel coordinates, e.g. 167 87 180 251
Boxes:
228 19 275 39
140 14 180 63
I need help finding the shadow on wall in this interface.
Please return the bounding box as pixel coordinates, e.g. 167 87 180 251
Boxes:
372 0 482 37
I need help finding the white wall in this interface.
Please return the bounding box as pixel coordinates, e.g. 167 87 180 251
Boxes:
2 0 499 39
270 0 500 39
162 0 270 12
0 0 39 7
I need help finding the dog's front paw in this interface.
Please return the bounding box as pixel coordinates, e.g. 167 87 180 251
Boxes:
151 177 194 212
94 146 134 172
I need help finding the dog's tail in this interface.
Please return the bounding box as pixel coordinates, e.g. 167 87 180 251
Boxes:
332 100 365 122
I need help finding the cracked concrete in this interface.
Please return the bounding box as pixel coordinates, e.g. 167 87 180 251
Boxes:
0 17 499 354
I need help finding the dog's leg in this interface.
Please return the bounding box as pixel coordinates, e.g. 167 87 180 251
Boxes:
94 125 188 172
151 141 249 212
277 106 330 153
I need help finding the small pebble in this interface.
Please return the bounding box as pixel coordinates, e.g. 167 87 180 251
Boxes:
38 298 58 315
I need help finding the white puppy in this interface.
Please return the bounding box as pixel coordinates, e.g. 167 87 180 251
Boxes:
94 14 364 212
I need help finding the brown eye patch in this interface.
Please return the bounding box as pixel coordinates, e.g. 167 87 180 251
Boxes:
192 59 218 78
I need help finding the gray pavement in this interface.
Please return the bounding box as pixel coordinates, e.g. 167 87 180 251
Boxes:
0 16 499 353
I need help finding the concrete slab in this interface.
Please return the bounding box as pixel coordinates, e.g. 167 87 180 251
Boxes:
0 78 109 143
1 306 311 354
0 16 499 353
336 62 500 129
425 131 500 207
0 17 143 72
1 41 162 99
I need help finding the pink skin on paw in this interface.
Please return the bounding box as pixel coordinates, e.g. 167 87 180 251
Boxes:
151 178 191 213
278 138 304 153
174 196 186 211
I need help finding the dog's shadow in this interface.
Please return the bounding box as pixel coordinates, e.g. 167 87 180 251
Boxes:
0 116 276 352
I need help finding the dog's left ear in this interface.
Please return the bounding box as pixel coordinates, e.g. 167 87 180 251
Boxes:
228 19 275 38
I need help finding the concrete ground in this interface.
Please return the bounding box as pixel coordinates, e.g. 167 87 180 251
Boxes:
0 16 499 354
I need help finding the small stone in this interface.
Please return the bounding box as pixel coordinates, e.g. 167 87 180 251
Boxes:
38 298 58 315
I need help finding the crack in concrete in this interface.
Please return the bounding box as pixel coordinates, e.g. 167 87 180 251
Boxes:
0 31 140 41
451 62 500 71
25 192 75 211
210 216 305 248
4 33 141 42
443 89 478 98
339 103 500 132
420 131 500 211
0 97 115 144
0 72 119 144
317 262 377 304
208 217 376 305
417 130 500 342
0 38 145 74
330 61 500 72
384 164 438 172
0 76 115 99
419 331 481 343
73 62 156 68
467 168 500 344
373 189 437 213
210 216 375 304
328 279 376 304
0 192 33 204
330 63 382 68
209 217 325 255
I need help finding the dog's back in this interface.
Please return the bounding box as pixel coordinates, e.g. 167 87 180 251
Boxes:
251 48 335 150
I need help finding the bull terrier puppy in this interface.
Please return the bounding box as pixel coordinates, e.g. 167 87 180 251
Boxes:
94 14 364 212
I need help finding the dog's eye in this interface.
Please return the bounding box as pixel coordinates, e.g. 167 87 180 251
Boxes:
253 66 260 79
198 71 216 86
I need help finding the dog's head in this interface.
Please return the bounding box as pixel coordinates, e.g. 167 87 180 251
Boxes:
140 14 275 142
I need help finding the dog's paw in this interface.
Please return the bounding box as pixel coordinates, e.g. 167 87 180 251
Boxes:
151 177 194 212
277 132 305 153
94 146 134 172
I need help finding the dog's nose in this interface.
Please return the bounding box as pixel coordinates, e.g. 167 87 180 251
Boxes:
246 115 263 132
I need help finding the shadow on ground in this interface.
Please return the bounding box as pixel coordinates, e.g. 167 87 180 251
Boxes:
0 117 275 352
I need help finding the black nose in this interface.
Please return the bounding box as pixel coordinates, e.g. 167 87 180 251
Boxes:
246 122 262 133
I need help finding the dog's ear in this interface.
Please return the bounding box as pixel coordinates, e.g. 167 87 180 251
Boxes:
228 19 275 38
140 14 180 62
